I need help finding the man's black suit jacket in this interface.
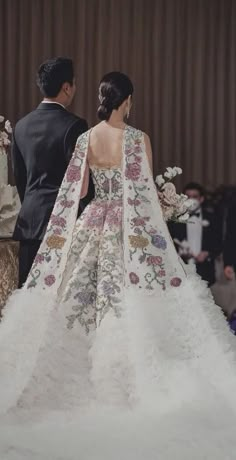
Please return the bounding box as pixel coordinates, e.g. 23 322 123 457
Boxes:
11 102 94 241
224 200 236 271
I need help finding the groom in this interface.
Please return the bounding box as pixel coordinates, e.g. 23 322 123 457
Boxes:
11 57 94 287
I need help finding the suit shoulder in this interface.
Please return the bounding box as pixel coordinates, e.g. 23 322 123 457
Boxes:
64 113 88 131
14 109 37 130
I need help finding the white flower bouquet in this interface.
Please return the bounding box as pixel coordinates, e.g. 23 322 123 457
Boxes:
155 167 193 223
0 115 12 149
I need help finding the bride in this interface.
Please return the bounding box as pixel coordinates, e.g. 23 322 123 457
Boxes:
0 72 236 459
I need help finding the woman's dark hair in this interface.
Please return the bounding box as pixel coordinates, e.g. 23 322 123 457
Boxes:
36 57 74 97
97 71 134 121
183 182 205 197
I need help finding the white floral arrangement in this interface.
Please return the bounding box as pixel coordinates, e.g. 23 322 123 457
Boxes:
0 115 20 237
155 167 193 222
0 115 12 148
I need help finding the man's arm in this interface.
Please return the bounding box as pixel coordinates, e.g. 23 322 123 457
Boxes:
11 132 27 202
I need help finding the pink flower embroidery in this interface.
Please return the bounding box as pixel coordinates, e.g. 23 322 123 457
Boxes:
106 208 122 228
132 218 145 226
84 204 104 228
132 216 150 226
149 228 157 235
146 256 163 266
44 275 56 286
54 227 62 235
125 162 141 181
128 198 141 206
66 164 81 182
50 215 66 228
170 277 182 287
157 269 166 277
60 200 75 208
34 254 44 264
134 146 142 154
129 272 139 284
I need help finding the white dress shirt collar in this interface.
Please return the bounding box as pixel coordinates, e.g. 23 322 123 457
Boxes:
42 100 65 109
187 207 203 258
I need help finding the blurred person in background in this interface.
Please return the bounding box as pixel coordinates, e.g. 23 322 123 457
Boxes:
169 182 222 286
224 192 236 280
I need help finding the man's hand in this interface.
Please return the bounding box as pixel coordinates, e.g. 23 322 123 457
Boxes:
195 251 209 263
224 266 235 280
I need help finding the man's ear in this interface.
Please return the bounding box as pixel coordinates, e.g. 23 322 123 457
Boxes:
62 82 70 95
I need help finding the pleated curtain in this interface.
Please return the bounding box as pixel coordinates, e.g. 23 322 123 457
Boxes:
0 0 235 187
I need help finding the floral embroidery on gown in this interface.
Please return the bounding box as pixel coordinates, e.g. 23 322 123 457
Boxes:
58 166 124 333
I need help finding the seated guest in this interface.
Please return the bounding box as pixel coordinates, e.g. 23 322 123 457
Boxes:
168 182 222 286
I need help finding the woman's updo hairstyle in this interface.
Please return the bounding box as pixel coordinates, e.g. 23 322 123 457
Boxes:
97 71 134 121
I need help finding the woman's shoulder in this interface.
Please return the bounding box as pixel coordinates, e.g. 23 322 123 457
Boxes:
126 125 150 143
76 128 91 145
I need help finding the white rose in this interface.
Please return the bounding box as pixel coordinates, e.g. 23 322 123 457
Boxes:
164 171 173 179
162 182 178 206
173 166 182 175
155 174 165 187
166 167 177 178
1 131 10 146
185 198 195 210
5 120 12 133
178 212 189 222
181 239 191 249
162 205 174 221
162 182 176 193
0 116 4 123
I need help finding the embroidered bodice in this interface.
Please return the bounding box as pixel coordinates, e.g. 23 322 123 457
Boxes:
90 166 123 202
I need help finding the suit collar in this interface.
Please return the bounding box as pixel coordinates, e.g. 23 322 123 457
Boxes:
37 102 67 111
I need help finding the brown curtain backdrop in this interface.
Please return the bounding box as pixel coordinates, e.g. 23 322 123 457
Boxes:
0 0 235 188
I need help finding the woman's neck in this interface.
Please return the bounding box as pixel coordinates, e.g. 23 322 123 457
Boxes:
105 111 126 129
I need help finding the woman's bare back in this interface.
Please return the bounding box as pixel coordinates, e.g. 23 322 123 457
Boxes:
88 121 126 169
88 121 153 172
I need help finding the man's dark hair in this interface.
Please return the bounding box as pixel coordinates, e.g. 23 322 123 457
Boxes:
183 182 205 197
36 57 74 97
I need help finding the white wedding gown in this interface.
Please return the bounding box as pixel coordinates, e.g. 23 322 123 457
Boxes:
0 125 236 459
